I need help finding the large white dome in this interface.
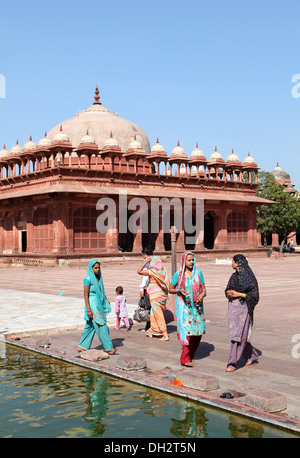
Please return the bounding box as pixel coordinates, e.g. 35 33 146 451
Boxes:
47 87 150 154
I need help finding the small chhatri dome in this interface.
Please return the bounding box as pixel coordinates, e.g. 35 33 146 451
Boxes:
210 146 222 160
0 144 9 158
38 131 52 148
103 131 120 148
171 141 186 157
227 149 240 162
151 138 165 153
79 129 96 145
23 136 37 151
10 139 23 155
191 143 204 157
243 152 256 164
127 135 142 150
53 125 70 143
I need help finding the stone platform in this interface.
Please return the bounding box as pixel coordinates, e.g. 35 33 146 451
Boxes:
1 254 300 434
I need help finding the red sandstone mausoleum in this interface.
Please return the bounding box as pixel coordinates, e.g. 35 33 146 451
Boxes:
0 87 275 261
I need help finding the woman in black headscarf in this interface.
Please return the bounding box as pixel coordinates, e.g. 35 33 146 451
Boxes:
224 254 259 372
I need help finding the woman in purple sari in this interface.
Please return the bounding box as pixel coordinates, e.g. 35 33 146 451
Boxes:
225 254 259 372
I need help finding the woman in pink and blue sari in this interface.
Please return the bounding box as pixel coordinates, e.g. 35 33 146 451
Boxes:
169 252 207 367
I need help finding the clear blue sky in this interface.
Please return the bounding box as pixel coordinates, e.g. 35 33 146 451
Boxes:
1 0 300 188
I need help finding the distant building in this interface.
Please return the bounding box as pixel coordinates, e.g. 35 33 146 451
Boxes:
268 163 300 246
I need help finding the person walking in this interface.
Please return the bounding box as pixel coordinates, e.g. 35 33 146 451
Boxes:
225 254 259 372
77 259 117 355
169 251 207 367
137 255 169 341
138 248 152 331
115 286 131 331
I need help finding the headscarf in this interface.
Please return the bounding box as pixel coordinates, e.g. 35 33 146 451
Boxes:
149 256 169 294
87 259 111 324
225 254 259 321
177 251 202 302
175 251 203 345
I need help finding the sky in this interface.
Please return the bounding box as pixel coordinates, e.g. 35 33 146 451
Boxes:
1 0 300 188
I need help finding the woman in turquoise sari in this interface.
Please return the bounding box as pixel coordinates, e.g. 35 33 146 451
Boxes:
77 259 117 354
169 252 207 366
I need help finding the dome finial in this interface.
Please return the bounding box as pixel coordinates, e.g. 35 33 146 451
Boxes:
93 86 101 105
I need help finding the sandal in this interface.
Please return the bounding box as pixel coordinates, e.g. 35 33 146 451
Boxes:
146 331 153 338
158 335 169 341
225 367 236 372
105 348 117 355
182 362 194 367
245 359 258 366
76 347 85 352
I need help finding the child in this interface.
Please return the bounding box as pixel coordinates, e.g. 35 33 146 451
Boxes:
115 286 131 331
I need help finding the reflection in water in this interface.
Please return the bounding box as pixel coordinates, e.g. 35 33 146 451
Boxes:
170 400 208 438
0 344 295 438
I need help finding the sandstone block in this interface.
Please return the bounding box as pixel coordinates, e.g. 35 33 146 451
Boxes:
117 356 147 371
80 349 109 362
245 390 287 413
178 373 219 392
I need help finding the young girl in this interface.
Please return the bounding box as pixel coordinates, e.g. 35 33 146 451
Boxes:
115 286 131 331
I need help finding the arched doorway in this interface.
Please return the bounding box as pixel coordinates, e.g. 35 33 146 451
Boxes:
204 212 214 249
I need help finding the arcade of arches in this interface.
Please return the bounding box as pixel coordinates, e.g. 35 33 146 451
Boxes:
0 198 258 255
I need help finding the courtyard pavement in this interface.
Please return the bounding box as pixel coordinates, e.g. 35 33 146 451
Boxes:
1 253 300 434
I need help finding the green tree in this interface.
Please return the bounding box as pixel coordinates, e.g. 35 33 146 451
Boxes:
256 171 300 250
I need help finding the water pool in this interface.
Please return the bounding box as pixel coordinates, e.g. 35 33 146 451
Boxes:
0 343 296 438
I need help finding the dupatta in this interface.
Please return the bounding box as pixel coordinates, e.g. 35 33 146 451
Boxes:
149 256 169 294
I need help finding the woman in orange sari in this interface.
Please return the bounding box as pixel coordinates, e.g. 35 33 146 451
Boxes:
137 256 170 340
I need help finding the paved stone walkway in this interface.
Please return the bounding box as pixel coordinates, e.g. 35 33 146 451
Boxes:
1 254 300 434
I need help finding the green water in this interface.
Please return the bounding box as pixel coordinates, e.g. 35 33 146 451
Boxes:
0 343 296 438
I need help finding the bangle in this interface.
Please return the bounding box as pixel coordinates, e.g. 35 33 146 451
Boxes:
242 293 246 299
176 289 179 294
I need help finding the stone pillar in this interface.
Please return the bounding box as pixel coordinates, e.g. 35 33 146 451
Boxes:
26 205 34 253
132 229 143 252
106 227 119 253
154 213 165 251
215 205 227 249
52 199 67 254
